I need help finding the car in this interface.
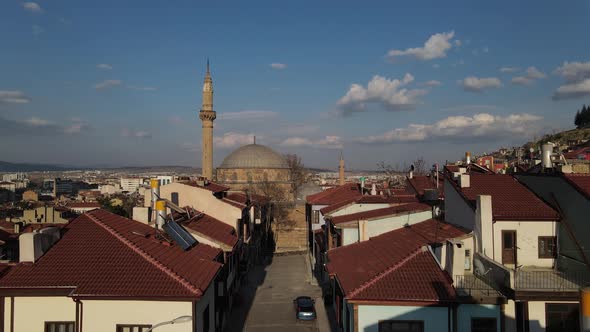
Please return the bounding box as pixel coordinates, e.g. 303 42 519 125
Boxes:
294 296 317 320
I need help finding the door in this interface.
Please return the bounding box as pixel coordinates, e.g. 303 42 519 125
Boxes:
502 230 517 264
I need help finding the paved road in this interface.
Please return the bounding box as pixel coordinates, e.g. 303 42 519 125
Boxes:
226 254 330 332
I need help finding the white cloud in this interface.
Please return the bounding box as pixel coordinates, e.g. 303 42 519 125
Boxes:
121 128 151 138
554 61 590 83
218 110 278 121
386 31 455 61
23 2 42 13
214 132 255 149
32 25 44 35
525 66 546 79
423 80 442 87
511 77 533 85
337 74 427 113
97 64 113 70
432 64 440 69
460 76 502 92
552 79 590 100
95 80 122 90
500 67 520 73
440 104 499 112
24 117 53 127
64 119 90 134
270 63 287 70
280 136 342 149
0 91 31 104
354 113 542 144
552 61 590 100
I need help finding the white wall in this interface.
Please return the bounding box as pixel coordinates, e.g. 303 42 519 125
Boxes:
331 203 391 217
492 221 558 268
156 183 242 230
367 210 432 238
342 228 359 246
456 304 501 332
357 304 449 332
8 297 76 332
311 204 328 231
444 178 476 230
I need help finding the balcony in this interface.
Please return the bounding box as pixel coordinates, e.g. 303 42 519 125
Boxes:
454 274 504 304
474 252 590 299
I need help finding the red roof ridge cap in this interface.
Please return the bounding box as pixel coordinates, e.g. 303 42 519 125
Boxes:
84 211 203 297
346 247 423 299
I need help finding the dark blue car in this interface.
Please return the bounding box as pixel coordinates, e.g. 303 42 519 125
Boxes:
294 296 316 320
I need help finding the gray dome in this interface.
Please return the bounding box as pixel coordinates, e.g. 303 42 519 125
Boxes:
218 144 289 169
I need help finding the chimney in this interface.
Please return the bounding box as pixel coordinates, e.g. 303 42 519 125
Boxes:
360 178 365 191
371 183 377 196
359 219 369 242
155 199 166 229
339 152 345 186
475 195 493 256
465 152 471 165
150 179 160 223
19 228 61 263
542 143 554 170
459 174 470 188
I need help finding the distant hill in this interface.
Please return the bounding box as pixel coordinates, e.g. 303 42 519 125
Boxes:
529 128 590 147
0 161 71 172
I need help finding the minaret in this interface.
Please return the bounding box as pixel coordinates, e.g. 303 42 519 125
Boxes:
199 60 216 180
339 151 345 185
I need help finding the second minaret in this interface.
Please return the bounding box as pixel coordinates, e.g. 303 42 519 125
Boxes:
199 60 216 180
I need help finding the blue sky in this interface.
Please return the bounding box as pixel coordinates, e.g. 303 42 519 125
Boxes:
1 0 590 170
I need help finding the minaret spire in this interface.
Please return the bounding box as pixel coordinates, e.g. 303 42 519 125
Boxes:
199 60 216 180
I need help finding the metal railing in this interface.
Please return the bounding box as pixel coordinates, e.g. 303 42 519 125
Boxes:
453 274 498 296
515 270 590 291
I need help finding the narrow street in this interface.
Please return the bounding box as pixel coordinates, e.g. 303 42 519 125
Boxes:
225 254 331 332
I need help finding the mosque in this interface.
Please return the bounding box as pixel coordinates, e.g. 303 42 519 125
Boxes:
198 63 293 196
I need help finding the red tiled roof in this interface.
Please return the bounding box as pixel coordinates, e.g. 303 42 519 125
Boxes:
407 175 445 197
562 174 590 199
564 147 590 159
449 174 559 221
306 183 362 205
0 221 16 234
185 181 230 193
224 192 269 206
0 209 222 299
65 202 101 208
221 198 246 209
328 202 432 225
327 219 465 302
319 195 418 215
181 211 238 248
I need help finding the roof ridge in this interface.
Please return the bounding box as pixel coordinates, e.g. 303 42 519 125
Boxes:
347 247 422 299
84 211 203 297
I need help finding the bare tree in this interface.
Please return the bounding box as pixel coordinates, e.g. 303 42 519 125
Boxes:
412 157 428 175
285 154 306 198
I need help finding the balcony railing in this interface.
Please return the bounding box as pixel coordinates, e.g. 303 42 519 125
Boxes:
515 270 590 291
453 274 499 297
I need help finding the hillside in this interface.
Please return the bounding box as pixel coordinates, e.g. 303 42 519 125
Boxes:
532 128 590 147
0 161 71 172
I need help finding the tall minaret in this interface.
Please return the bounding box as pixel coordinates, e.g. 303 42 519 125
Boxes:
199 60 216 180
339 151 345 185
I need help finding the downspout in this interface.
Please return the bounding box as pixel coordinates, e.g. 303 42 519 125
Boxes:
192 300 197 332
74 299 84 332
10 297 13 332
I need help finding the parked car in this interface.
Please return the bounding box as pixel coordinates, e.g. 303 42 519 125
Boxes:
294 296 316 320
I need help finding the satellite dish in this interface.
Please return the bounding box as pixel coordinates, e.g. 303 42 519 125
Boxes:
529 147 534 153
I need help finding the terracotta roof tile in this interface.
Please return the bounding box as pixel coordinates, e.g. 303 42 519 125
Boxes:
327 202 432 225
562 174 590 199
306 183 362 205
0 209 222 299
65 202 101 208
407 175 444 197
181 211 238 248
449 174 559 221
184 181 230 193
327 219 465 301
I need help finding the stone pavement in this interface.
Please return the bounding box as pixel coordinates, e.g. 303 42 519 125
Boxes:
225 254 331 332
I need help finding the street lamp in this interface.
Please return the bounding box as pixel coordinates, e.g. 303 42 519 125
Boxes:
146 315 192 331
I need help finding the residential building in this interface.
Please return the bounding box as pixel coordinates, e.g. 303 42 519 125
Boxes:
327 219 502 332
22 190 38 202
19 205 76 224
0 182 16 192
65 202 101 214
444 169 587 332
120 177 144 192
0 209 222 332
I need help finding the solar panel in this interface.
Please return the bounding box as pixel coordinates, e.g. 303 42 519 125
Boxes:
163 221 197 250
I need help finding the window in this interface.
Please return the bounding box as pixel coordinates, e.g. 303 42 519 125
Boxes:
464 249 471 270
203 306 210 332
45 322 75 332
116 325 152 332
312 210 320 224
472 318 497 332
538 236 557 258
171 192 179 206
546 303 580 332
378 320 424 332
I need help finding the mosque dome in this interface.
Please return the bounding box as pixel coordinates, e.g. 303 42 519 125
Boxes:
218 144 289 169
